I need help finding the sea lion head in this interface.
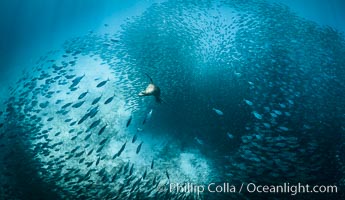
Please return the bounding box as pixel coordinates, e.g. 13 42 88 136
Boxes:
138 74 162 103
138 83 161 103
139 83 159 95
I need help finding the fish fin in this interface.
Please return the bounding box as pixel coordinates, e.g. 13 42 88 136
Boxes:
145 73 153 83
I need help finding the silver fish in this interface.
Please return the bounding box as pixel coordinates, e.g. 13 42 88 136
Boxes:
142 109 153 124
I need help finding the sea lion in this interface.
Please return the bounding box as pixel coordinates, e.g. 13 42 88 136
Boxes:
138 74 162 103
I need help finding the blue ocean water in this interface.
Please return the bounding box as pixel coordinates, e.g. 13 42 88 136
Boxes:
0 0 344 199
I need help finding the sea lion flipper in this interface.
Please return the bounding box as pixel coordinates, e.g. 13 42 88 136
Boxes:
145 73 153 84
155 96 162 103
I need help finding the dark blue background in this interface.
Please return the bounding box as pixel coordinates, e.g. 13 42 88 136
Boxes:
0 0 344 88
